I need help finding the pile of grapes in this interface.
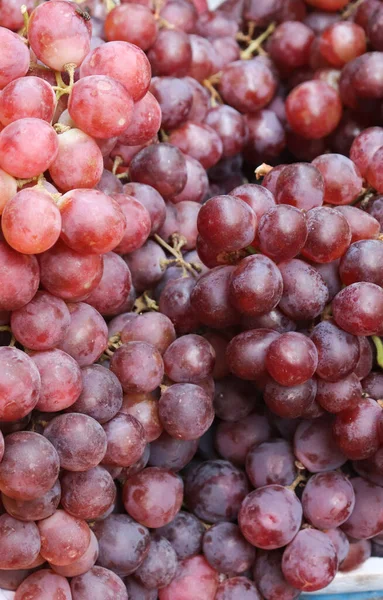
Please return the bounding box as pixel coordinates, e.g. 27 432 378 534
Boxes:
2 0 383 597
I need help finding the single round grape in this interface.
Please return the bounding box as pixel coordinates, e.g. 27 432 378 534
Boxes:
0 431 59 500
185 460 250 523
123 239 166 292
336 205 380 244
125 578 158 600
0 28 30 90
226 329 280 382
191 266 239 328
215 576 262 600
120 391 162 442
340 538 372 572
205 105 247 158
93 513 150 576
301 207 351 263
278 258 329 320
163 334 215 383
294 416 346 473
0 347 41 421
324 529 350 564
215 412 272 466
15 570 72 600
121 312 175 356
0 514 40 569
129 143 187 199
286 80 342 139
150 76 192 131
38 509 91 566
102 412 146 467
302 471 355 529
319 21 366 67
148 432 198 472
333 282 383 336
266 332 318 387
268 21 314 70
123 467 183 528
118 92 161 146
169 122 223 170
341 477 383 539
229 255 282 317
264 378 317 419
339 239 383 289
85 252 132 316
158 555 218 600
148 29 192 77
171 154 209 204
2 479 60 522
159 0 197 31
60 467 115 520
312 153 363 205
0 76 55 126
258 204 308 263
0 117 58 178
105 3 157 50
275 163 324 210
157 511 204 560
352 51 383 98
159 277 199 334
202 522 255 575
110 341 164 393
159 383 214 441
71 566 128 600
316 374 362 413
59 188 126 254
80 41 151 102
135 536 178 589
44 413 107 471
51 530 99 578
244 109 287 165
219 58 277 113
239 485 302 550
333 398 381 460
187 34 215 82
310 320 360 382
39 239 103 302
213 377 254 422
282 529 337 592
350 126 383 177
246 439 296 489
58 302 108 367
254 550 301 600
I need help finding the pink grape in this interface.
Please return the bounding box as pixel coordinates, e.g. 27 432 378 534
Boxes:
50 530 99 578
0 347 41 421
0 76 55 126
0 28 30 90
15 570 72 600
60 467 115 520
70 364 122 424
118 92 161 145
104 3 158 50
102 412 146 467
38 509 91 566
31 349 82 412
111 193 151 253
85 252 132 316
58 302 108 367
0 514 41 569
159 555 218 600
120 391 163 442
1 479 61 522
110 341 164 393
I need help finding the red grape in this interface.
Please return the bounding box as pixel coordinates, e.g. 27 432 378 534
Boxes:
15 570 72 600
104 4 158 50
0 347 41 421
0 76 55 126
102 412 146 467
71 566 128 600
302 471 355 529
158 555 218 600
286 80 342 139
0 28 30 90
266 332 318 386
58 302 108 366
294 416 347 472
333 282 383 335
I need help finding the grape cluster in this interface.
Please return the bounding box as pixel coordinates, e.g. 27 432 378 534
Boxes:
1 0 383 598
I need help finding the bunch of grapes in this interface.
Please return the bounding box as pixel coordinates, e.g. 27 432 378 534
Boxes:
1 0 383 598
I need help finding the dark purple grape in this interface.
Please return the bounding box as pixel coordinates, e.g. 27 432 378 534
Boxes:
341 477 383 539
302 471 355 529
215 413 272 466
215 576 262 600
246 439 296 489
60 467 116 520
149 432 198 472
70 566 128 600
310 320 360 382
70 364 123 423
202 522 255 575
254 550 300 600
294 416 347 473
333 398 381 460
134 535 178 589
264 378 317 419
157 510 204 560
278 259 329 321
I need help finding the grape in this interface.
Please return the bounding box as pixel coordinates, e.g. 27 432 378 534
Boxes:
282 529 338 592
44 413 107 471
301 207 352 263
215 412 272 465
0 432 59 501
71 566 128 600
227 329 280 382
355 336 374 380
335 205 380 243
102 412 146 467
310 320 360 382
60 467 115 520
319 22 366 67
350 126 383 177
275 163 324 210
219 58 277 113
191 266 239 328
0 347 41 421
38 509 91 566
58 302 108 366
0 76 55 126
150 76 192 130
120 97 161 149
0 28 30 90
93 513 150 575
125 578 158 600
110 341 164 393
316 374 362 413
85 252 132 316
159 0 197 31
324 529 350 564
15 570 72 600
244 109 287 165
123 467 184 528
294 416 347 472
312 153 363 205
302 471 355 529
105 192 149 252
352 52 383 98
79 41 151 102
157 510 204 560
169 122 223 170
266 332 318 386
215 577 262 600
333 282 383 335
0 168 17 215
264 378 317 419
363 371 383 399
134 536 178 589
205 105 247 158
340 538 372 572
163 334 215 383
267 21 313 70
339 239 383 289
2 479 61 521
149 432 198 472
213 377 254 422
51 530 99 577
254 550 300 600
258 205 308 263
0 118 58 179
0 514 40 569
246 439 296 489
104 4 158 50
159 383 214 440
49 128 104 191
333 398 381 460
38 239 103 302
286 80 342 139
0 569 31 592
129 143 187 199
341 477 383 539
121 312 176 355
124 239 166 292
158 555 218 600
188 34 215 81
148 30 192 77
202 522 255 575
171 155 209 204
121 391 162 442
185 460 249 523
59 188 126 254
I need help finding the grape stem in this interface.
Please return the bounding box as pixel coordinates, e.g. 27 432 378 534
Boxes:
202 78 222 107
255 163 273 180
133 291 159 314
112 155 124 176
53 64 76 101
287 472 307 492
342 0 365 19
53 123 71 134
240 22 275 60
19 4 29 38
154 233 201 277
372 336 383 369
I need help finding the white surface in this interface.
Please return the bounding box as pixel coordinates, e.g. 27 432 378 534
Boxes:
303 558 383 595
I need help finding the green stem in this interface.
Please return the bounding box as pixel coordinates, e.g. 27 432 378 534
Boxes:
372 336 383 369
